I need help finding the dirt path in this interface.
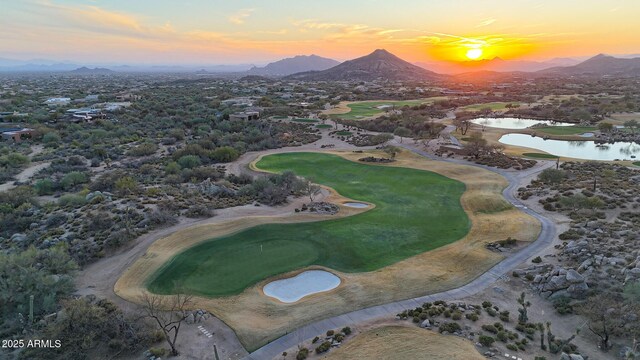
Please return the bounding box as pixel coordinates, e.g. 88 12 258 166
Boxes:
0 144 48 192
0 161 50 192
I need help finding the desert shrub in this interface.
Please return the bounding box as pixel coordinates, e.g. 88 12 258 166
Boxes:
115 176 139 195
333 333 344 342
500 311 510 322
211 146 240 163
482 324 498 334
184 205 215 218
149 347 166 357
326 330 334 336
312 336 319 344
479 335 495 347
452 311 462 320
296 347 309 360
552 296 574 314
486 307 497 317
34 179 55 195
58 194 86 208
466 313 479 321
127 143 158 157
341 327 351 335
60 171 88 190
497 330 508 342
439 322 461 333
315 341 331 354
177 155 201 169
532 256 542 263
482 301 492 308
506 344 518 351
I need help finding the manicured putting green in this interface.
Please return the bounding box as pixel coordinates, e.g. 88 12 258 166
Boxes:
634 161 640 167
148 152 469 297
522 152 559 159
333 97 447 120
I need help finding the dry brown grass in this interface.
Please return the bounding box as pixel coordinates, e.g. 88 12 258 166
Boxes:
322 325 485 360
115 149 540 351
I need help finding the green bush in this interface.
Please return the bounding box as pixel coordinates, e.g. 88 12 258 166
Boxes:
177 155 201 169
466 313 479 321
58 194 87 208
482 301 492 308
296 347 309 360
497 330 508 342
211 146 240 162
34 179 55 195
341 326 351 335
312 336 319 343
149 347 166 357
326 330 334 336
532 256 542 263
127 142 158 156
315 341 331 354
439 322 461 334
506 344 518 352
481 324 498 334
479 335 495 347
60 171 88 190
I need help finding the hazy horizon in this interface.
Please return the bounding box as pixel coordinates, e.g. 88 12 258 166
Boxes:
3 0 640 66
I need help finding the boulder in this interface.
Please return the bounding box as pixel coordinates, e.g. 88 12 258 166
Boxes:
420 319 431 328
565 269 584 284
560 353 584 360
567 282 589 299
10 233 27 243
543 275 570 291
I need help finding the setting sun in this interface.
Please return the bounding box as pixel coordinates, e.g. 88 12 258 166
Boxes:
466 48 483 60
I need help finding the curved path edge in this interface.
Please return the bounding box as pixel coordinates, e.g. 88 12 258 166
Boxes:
245 140 557 359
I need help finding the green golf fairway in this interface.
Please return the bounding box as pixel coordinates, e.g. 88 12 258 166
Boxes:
148 152 470 297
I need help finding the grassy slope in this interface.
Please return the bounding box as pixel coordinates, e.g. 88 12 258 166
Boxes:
522 152 559 159
323 326 484 360
460 102 517 111
148 152 469 297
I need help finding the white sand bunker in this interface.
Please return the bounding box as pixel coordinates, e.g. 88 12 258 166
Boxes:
263 270 341 303
343 202 369 208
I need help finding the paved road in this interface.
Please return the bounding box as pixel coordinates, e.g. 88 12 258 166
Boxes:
245 140 558 360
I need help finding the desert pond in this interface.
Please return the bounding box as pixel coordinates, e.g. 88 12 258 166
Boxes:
499 133 640 161
263 270 341 303
471 117 575 129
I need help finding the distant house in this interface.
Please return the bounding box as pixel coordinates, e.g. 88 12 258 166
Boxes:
229 111 260 121
1 128 35 142
44 97 71 106
115 93 141 101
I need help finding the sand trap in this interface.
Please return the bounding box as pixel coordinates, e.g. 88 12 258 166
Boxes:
263 270 341 303
343 202 369 208
580 132 595 137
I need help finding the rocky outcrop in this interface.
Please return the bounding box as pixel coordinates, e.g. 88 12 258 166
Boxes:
516 264 589 299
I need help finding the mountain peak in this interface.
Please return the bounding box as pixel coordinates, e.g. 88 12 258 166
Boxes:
286 49 442 81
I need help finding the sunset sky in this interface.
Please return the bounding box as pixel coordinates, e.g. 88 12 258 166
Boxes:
2 0 640 64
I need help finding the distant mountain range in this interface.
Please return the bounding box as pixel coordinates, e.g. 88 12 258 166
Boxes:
286 49 442 81
416 57 579 74
537 54 640 77
245 55 339 76
1 52 639 79
70 67 114 74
